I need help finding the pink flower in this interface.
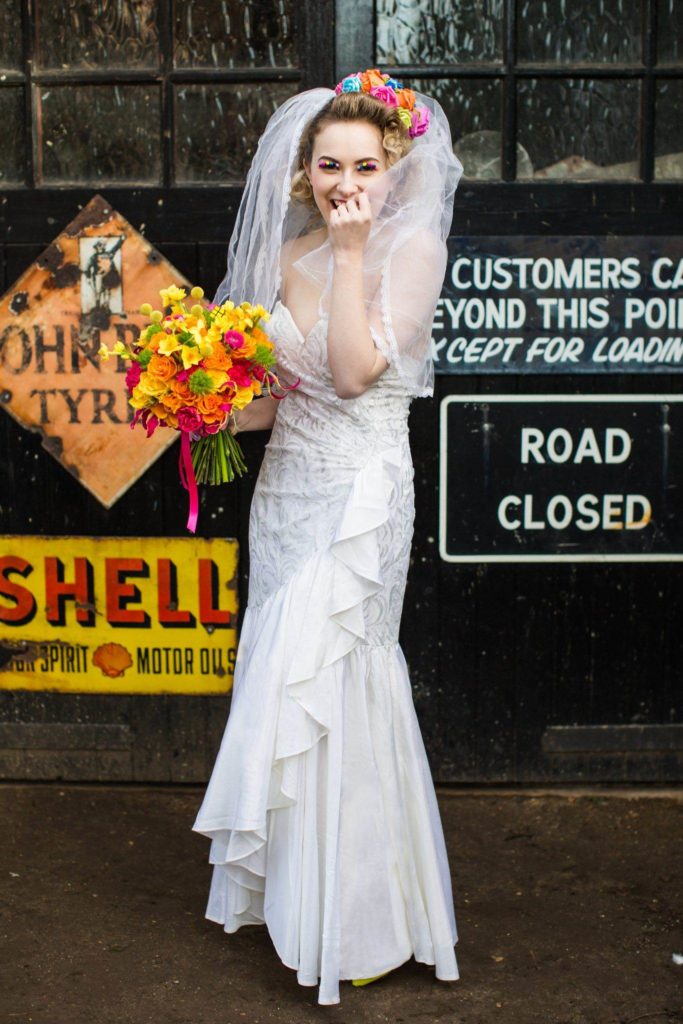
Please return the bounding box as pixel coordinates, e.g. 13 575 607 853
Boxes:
177 406 203 433
202 420 224 435
228 365 252 387
370 85 398 107
145 413 159 438
125 362 141 394
223 330 245 350
409 106 430 138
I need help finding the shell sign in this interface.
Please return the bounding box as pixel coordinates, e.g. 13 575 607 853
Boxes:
0 536 239 695
0 194 186 506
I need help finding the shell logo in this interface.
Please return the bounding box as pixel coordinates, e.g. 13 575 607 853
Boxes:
92 642 133 678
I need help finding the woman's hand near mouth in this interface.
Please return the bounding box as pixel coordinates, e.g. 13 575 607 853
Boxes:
328 191 372 260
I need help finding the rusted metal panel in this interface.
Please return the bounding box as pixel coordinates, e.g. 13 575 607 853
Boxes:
0 194 187 508
0 535 239 695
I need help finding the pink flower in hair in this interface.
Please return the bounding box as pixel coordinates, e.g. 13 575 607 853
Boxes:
370 85 398 107
409 106 430 138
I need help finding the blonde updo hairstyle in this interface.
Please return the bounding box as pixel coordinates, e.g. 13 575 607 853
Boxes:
290 92 413 209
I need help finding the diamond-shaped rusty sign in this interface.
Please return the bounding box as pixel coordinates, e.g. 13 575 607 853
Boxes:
0 194 192 507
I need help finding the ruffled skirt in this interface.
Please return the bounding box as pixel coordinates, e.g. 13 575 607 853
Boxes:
192 442 459 1004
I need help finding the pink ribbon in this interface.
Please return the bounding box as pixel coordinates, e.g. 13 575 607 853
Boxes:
178 432 199 534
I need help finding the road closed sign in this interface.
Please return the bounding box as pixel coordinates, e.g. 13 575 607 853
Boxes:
439 395 683 562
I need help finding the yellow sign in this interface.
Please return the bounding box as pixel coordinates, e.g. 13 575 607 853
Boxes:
0 194 192 507
0 536 239 695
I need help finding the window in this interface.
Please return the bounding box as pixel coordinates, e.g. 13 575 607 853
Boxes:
346 0 683 182
0 0 312 187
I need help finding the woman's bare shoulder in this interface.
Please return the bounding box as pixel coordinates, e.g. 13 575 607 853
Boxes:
281 227 327 270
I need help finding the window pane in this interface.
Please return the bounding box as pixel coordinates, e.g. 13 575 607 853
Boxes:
411 76 504 179
174 82 298 183
658 0 683 65
517 0 641 64
376 0 503 65
0 87 25 183
655 80 683 179
38 85 161 184
35 0 159 70
174 0 298 69
0 0 22 71
517 78 640 179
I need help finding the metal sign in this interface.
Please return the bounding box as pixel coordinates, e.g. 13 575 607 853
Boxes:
439 395 683 563
433 237 683 374
0 536 239 694
0 194 188 507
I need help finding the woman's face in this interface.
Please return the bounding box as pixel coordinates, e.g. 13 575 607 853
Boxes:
304 120 389 224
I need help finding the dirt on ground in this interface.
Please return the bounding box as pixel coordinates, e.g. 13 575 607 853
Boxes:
1 784 682 1024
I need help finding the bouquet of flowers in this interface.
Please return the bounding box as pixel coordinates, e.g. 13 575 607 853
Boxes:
98 283 297 531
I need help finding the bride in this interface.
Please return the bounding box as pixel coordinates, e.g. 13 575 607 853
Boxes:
192 69 463 1006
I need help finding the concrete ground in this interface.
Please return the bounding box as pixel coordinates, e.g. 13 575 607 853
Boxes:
2 784 682 1024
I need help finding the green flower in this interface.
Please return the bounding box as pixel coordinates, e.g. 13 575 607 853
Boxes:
188 369 214 395
254 343 276 368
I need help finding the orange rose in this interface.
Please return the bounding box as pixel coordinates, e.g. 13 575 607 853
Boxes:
236 336 257 359
203 346 233 371
250 326 273 348
169 379 199 405
148 354 177 382
397 88 416 111
203 410 227 425
152 402 178 424
366 69 386 89
159 391 184 412
196 392 225 417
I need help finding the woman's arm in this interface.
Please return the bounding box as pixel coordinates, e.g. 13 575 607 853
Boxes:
326 193 389 400
230 395 279 434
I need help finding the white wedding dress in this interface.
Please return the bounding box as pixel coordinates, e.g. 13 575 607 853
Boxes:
192 299 459 1005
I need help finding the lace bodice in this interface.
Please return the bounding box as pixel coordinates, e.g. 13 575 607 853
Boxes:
267 299 412 424
247 299 417 643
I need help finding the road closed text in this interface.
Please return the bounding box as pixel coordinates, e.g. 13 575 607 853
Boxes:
497 426 652 532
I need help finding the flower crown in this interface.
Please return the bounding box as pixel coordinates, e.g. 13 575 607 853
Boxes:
334 68 430 139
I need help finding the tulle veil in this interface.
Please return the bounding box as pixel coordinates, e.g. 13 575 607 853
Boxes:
213 85 463 398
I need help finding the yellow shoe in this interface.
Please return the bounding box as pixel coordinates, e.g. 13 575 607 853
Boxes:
351 970 391 987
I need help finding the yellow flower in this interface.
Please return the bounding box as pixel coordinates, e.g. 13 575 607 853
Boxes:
231 385 255 410
98 344 111 361
205 368 228 389
190 286 204 299
129 384 151 409
160 284 187 307
181 345 203 370
112 340 130 359
198 339 214 358
139 302 153 316
397 107 412 130
137 374 169 399
150 310 163 323
187 324 207 347
157 334 182 356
